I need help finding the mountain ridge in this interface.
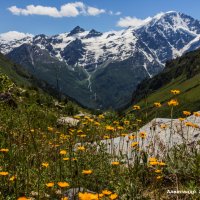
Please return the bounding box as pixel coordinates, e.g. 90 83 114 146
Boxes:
1 11 200 109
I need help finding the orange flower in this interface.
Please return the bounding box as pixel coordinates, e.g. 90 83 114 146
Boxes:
155 170 162 173
41 162 49 168
133 105 141 110
194 112 200 117
0 172 9 176
103 135 110 139
110 193 118 200
156 176 163 180
183 111 191 116
154 102 161 108
46 182 54 187
77 146 85 151
128 135 135 140
17 197 30 200
61 197 69 200
121 133 128 137
57 182 70 188
9 175 16 181
139 131 147 139
102 190 112 195
158 162 166 166
170 89 180 95
47 127 53 132
82 170 93 175
131 142 139 147
98 114 105 119
63 157 70 161
60 150 67 155
0 148 9 152
124 120 130 125
106 125 115 131
168 99 179 106
111 162 120 166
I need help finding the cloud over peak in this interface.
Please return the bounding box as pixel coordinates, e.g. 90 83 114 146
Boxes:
8 2 108 18
117 16 152 28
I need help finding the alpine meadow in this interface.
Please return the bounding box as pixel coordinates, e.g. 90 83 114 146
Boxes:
0 1 200 200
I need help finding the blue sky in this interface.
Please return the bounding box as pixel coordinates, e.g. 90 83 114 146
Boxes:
1 0 200 35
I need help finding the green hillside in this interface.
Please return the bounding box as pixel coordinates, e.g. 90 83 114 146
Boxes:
126 48 200 119
0 52 32 86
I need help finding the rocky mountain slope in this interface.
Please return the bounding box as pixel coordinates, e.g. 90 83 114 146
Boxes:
1 11 200 109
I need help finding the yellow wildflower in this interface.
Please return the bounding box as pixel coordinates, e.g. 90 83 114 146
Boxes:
57 182 70 188
82 170 93 175
117 126 124 130
9 175 16 181
156 176 163 180
77 146 85 151
139 131 147 139
94 122 100 126
194 112 200 117
0 172 9 176
98 114 105 119
121 133 128 137
103 135 110 139
183 111 191 116
102 190 112 195
155 170 162 173
106 125 115 131
131 142 139 147
110 193 118 200
41 162 49 168
158 162 166 166
0 148 9 152
178 118 185 121
60 150 67 155
17 197 30 200
61 197 69 200
78 192 99 200
47 127 53 132
154 102 162 108
170 89 180 95
124 120 130 125
133 105 141 110
46 182 54 187
128 135 135 140
111 161 120 166
168 99 179 106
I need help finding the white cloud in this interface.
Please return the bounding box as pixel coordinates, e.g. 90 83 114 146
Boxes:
87 7 105 16
0 31 33 41
117 16 152 28
109 11 121 16
8 2 109 18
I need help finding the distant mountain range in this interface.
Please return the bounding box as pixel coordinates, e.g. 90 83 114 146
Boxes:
1 11 200 109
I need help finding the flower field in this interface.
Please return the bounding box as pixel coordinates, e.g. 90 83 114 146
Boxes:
0 83 200 199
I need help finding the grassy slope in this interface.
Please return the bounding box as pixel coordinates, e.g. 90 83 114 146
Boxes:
126 49 200 119
0 53 32 86
0 52 85 117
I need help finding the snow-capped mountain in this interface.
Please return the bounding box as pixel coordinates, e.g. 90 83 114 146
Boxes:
1 11 200 109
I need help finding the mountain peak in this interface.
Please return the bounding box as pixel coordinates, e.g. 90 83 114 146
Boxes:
68 26 85 36
85 29 102 38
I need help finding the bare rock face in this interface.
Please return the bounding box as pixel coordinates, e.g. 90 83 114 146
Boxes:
57 117 79 126
64 188 95 200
